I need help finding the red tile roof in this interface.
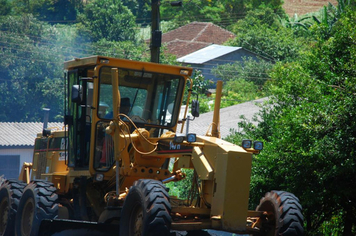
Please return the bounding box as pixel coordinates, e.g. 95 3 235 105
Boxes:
162 22 235 58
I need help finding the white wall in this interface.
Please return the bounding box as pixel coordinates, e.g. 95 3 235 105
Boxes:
0 148 34 177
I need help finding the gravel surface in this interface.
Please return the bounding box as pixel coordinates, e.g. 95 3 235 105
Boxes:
185 97 268 138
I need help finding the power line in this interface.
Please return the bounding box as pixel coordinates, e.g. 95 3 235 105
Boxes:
0 39 273 79
0 32 275 66
0 31 147 57
0 8 285 77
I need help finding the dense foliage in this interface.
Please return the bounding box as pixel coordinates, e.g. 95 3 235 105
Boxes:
226 6 356 235
9 0 82 22
212 57 273 89
160 0 285 27
226 7 309 62
0 12 148 121
0 0 149 122
77 0 137 42
0 15 67 121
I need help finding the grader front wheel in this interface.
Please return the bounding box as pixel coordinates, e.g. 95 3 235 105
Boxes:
15 181 58 236
256 191 304 236
120 179 172 236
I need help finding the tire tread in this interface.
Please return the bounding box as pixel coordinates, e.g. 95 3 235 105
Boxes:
120 179 172 236
0 179 26 236
257 190 304 236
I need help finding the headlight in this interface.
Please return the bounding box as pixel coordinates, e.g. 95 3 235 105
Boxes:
174 133 185 143
174 133 197 143
253 141 263 151
186 133 196 142
242 140 252 149
95 173 104 182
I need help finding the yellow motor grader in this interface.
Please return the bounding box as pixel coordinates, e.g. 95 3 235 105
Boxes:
0 56 303 236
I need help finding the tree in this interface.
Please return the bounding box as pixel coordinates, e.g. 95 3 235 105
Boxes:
211 57 272 105
0 0 12 16
250 0 285 16
10 0 82 22
219 0 247 26
35 0 82 22
0 14 76 122
91 39 148 61
160 0 225 27
159 0 286 28
77 0 137 42
121 0 151 25
212 57 273 89
226 7 308 62
226 7 356 235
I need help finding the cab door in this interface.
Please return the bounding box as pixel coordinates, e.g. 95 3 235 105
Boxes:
65 69 93 168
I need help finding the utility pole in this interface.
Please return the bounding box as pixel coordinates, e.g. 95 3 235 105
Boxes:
150 1 182 63
150 0 161 63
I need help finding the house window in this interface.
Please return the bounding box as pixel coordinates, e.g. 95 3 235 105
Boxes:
0 155 20 179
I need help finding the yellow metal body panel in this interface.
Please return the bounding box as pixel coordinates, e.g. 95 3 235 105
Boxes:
48 151 67 173
32 132 68 181
30 129 93 194
31 152 43 180
212 150 252 231
18 162 32 184
195 136 252 231
191 146 213 180
174 156 192 169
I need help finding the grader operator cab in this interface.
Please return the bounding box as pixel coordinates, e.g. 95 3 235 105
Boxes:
0 56 304 236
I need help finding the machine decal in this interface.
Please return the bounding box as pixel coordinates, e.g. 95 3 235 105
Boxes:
59 152 67 161
156 139 193 154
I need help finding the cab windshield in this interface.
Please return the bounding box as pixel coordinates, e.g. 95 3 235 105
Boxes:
98 66 184 128
94 66 185 171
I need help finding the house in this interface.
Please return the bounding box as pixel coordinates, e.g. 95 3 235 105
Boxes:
161 21 235 58
0 122 62 179
177 44 263 82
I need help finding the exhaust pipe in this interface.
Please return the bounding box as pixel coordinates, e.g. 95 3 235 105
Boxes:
211 81 222 138
42 108 51 136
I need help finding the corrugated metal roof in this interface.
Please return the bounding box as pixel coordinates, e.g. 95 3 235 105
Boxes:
0 122 63 147
177 45 242 64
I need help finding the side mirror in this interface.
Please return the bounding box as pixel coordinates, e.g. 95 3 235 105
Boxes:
191 100 200 117
72 85 82 103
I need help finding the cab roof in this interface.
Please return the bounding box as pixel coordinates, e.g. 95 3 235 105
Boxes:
64 56 193 76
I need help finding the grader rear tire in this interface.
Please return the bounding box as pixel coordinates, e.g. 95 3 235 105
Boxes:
15 180 58 236
120 179 172 236
0 179 25 236
256 191 304 236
